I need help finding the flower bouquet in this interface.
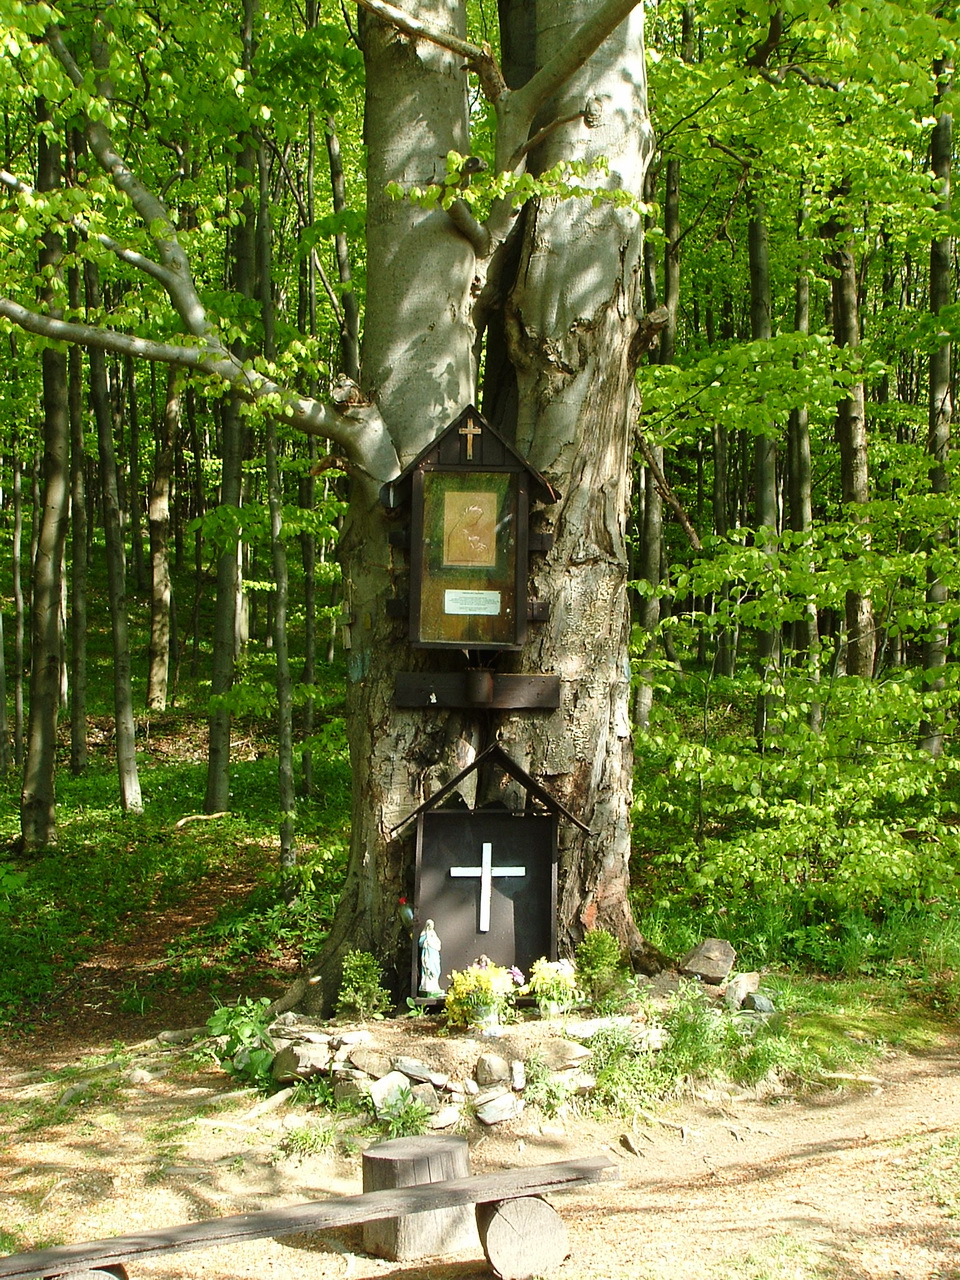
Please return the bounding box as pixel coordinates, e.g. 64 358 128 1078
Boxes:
444 956 525 1034
526 957 579 1018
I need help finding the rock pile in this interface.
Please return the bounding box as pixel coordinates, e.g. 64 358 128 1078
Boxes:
263 1012 609 1128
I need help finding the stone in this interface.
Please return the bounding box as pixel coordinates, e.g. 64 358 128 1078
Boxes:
368 1071 416 1117
411 1082 441 1112
333 1078 370 1105
429 1104 463 1129
476 1052 511 1086
744 991 776 1013
539 1040 592 1071
393 1056 449 1088
271 1043 334 1083
680 938 736 984
510 1060 526 1091
474 1085 511 1108
476 1092 525 1125
349 1047 393 1078
636 1025 666 1051
124 1067 154 1085
724 972 760 1009
333 1029 373 1048
156 1026 206 1044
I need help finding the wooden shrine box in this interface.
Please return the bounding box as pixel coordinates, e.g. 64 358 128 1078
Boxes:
393 745 590 997
381 406 558 651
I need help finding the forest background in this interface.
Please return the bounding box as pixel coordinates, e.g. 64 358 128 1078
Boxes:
2 0 960 1027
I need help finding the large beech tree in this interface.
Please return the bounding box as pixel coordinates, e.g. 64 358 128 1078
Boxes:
0 0 667 1004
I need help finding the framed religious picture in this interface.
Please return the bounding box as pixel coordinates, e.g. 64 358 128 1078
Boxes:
410 468 528 649
381 406 558 652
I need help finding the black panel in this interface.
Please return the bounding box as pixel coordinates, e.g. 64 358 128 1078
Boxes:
412 810 557 996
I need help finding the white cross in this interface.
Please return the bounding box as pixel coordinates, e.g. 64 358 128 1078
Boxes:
450 842 525 933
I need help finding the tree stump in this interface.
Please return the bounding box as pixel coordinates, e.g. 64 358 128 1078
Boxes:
476 1195 569 1280
361 1135 478 1261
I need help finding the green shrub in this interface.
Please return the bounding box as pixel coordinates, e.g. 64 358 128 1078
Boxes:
205 996 276 1088
336 950 391 1020
575 929 624 1000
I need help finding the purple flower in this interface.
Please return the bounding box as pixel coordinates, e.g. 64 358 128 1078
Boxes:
509 966 525 986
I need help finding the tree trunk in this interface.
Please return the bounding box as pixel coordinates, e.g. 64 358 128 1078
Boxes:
21 114 69 851
748 204 780 748
920 60 952 757
68 262 88 776
147 367 178 711
126 356 148 593
786 208 821 730
826 205 875 677
204 126 256 811
85 262 143 814
11 428 25 769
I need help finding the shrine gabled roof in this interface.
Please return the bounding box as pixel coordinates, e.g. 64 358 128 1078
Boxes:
391 742 592 835
381 405 560 509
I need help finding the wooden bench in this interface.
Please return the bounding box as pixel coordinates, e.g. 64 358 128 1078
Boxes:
0 1155 617 1280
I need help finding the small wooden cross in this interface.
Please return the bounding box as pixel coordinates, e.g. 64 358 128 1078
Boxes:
459 417 482 460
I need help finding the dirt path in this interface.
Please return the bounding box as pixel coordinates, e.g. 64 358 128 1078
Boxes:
2 880 959 1280
2 1024 959 1280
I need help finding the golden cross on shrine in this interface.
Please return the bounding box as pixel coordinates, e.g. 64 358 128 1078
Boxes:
459 417 482 460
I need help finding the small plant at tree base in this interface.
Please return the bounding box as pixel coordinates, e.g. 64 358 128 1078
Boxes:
205 996 275 1089
444 957 524 1028
523 1052 578 1118
336 950 392 1020
575 929 624 1000
279 1122 335 1159
378 1085 433 1138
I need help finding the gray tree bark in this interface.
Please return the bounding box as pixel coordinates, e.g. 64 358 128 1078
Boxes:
85 262 143 814
68 256 88 776
825 204 875 677
920 60 953 757
147 367 177 711
20 114 69 850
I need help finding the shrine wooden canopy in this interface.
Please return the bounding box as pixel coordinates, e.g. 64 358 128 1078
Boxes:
391 743 591 837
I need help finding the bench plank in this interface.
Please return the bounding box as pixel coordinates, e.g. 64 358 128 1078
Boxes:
0 1157 617 1280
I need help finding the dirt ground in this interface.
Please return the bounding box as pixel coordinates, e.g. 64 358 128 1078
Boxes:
2 889 960 1280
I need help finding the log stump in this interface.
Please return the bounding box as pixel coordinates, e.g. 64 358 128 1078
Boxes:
361 1135 478 1261
476 1195 569 1280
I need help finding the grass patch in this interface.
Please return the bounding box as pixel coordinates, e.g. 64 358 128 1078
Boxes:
900 1131 960 1217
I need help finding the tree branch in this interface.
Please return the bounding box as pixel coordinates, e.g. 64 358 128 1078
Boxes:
354 0 507 100
27 22 398 483
46 24 212 340
636 428 703 551
0 295 400 481
499 0 642 163
1 168 174 288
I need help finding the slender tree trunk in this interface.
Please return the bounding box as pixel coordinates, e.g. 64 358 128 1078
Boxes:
204 118 256 811
748 204 780 746
325 116 361 382
126 356 148 593
920 60 953 756
147 367 178 711
786 209 821 730
68 266 88 775
0 605 7 773
258 137 298 889
825 203 875 677
11 431 24 769
85 262 143 813
21 114 70 850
